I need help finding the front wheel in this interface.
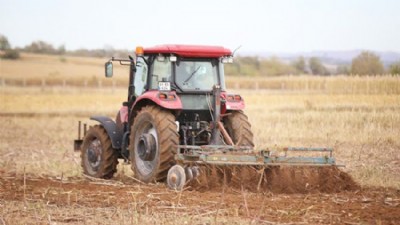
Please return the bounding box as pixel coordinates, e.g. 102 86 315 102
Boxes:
81 125 118 179
130 106 179 183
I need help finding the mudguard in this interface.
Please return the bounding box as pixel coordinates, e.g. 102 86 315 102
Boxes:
90 116 122 149
132 90 183 110
220 92 245 112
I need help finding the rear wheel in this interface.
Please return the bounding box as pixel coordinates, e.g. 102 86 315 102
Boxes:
224 111 254 147
222 111 256 187
130 106 179 183
81 125 118 179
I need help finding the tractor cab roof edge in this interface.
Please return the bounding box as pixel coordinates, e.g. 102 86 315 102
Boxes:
141 44 232 58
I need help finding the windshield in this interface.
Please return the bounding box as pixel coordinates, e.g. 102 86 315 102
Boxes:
175 60 219 91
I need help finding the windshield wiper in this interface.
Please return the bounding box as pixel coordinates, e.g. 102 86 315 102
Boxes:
184 66 201 83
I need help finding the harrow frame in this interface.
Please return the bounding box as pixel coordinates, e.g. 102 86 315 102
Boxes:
175 145 337 167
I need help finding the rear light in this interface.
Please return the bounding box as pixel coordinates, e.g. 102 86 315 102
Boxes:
158 92 176 100
159 93 167 100
227 94 242 102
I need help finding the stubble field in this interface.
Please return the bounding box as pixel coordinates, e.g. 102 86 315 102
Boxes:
0 54 399 224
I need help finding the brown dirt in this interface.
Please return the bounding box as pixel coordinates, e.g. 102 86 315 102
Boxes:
189 165 359 194
0 173 399 224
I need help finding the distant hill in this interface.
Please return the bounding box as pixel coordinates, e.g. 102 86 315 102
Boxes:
240 50 400 67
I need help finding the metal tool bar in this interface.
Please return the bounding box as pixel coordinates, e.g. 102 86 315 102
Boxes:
283 147 333 152
177 145 333 152
265 156 335 165
176 153 337 167
176 145 252 151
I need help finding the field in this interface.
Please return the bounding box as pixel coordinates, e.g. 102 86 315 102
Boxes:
1 54 400 224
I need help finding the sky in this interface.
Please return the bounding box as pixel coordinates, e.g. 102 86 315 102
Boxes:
1 0 400 53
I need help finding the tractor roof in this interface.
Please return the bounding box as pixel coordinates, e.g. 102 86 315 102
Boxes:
142 44 232 58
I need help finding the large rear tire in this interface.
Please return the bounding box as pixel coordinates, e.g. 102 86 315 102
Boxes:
224 111 254 147
81 125 118 179
219 111 255 187
130 106 179 183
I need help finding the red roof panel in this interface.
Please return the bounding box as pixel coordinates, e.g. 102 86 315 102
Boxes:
143 44 232 58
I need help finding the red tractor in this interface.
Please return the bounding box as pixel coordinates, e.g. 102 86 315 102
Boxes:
74 44 336 190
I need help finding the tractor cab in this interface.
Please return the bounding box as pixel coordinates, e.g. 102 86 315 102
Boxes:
133 52 230 95
132 45 232 94
104 45 244 141
105 45 234 102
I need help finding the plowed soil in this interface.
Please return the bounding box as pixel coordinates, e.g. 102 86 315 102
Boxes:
1 170 399 224
191 166 359 194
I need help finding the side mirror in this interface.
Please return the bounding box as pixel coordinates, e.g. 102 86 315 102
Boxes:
105 61 113 78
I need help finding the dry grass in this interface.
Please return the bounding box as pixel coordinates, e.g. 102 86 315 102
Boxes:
1 86 399 189
1 53 400 224
0 87 125 115
226 75 400 94
1 53 399 188
0 53 129 86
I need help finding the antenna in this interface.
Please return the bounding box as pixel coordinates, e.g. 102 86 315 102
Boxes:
232 45 242 56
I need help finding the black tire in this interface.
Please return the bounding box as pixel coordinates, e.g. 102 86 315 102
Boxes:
221 111 255 186
224 111 254 147
81 125 118 179
130 105 179 183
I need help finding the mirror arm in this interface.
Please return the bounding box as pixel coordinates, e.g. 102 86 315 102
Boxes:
109 57 133 66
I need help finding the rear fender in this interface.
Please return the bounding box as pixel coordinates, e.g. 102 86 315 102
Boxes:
220 92 245 113
90 116 122 149
131 90 183 113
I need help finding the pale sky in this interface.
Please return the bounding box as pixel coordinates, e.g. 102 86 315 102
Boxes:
1 0 399 53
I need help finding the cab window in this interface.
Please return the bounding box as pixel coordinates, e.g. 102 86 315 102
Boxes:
150 57 172 89
134 57 148 96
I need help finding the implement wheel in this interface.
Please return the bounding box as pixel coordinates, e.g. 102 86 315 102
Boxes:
130 106 179 183
81 125 118 179
224 111 254 147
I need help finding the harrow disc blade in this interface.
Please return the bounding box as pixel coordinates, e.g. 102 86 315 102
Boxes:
167 165 186 191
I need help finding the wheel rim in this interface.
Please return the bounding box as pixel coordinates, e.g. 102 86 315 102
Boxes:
86 138 102 173
134 121 159 177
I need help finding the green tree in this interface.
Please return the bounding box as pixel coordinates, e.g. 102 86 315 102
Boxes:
57 45 66 55
309 57 329 75
351 51 384 75
0 35 11 50
2 49 20 59
336 65 350 75
389 61 400 75
234 56 260 76
292 56 306 74
260 57 297 76
25 40 56 54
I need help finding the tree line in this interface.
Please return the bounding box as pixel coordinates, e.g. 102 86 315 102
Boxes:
0 34 129 59
225 53 400 76
1 34 399 76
